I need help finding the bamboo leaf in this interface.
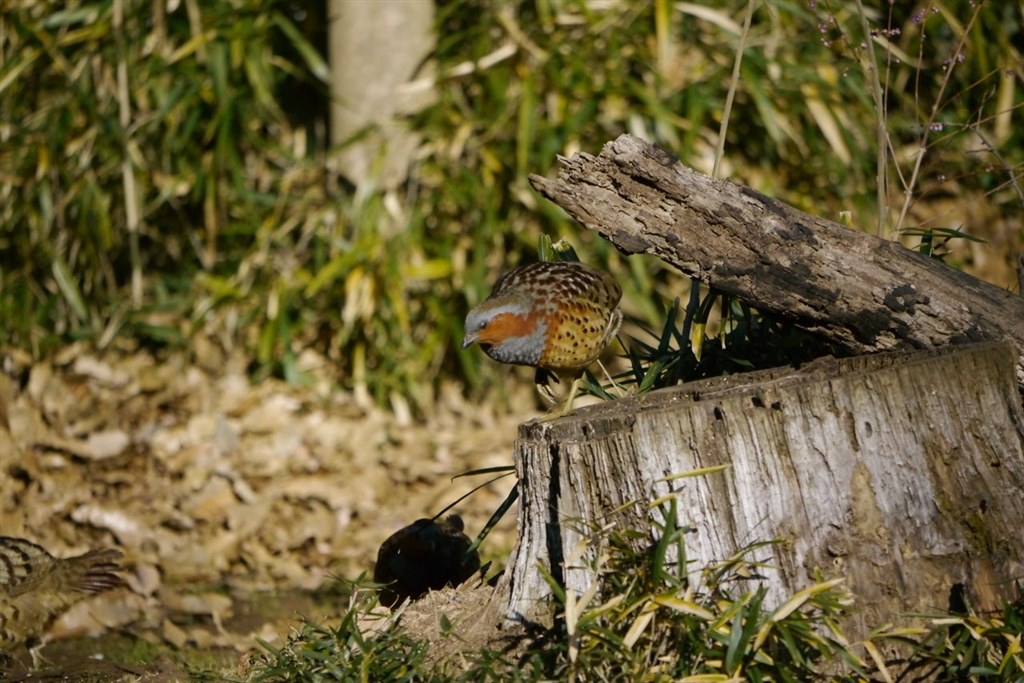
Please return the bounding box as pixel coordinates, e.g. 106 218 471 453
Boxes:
51 257 88 322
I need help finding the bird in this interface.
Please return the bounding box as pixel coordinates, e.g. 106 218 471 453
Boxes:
462 260 623 413
373 515 481 608
0 536 124 661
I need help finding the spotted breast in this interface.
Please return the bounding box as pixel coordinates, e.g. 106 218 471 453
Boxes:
462 261 622 373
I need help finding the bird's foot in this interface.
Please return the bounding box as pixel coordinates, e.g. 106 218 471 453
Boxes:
28 639 51 670
534 368 562 407
535 375 581 421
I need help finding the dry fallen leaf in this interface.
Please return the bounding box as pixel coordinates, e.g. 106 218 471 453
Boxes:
49 591 144 641
80 429 132 459
72 356 131 387
161 618 188 648
70 505 148 547
158 589 233 621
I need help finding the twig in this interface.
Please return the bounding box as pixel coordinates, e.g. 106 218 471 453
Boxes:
893 5 984 232
972 128 1024 207
713 0 755 180
113 1 142 307
853 0 889 236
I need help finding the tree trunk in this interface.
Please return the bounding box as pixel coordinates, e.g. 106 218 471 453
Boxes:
500 342 1024 640
328 0 435 190
528 135 1024 390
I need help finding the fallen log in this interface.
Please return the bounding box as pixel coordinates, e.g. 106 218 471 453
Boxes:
528 134 1024 389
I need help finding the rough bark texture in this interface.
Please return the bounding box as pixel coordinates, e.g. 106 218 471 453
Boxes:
500 343 1024 640
528 135 1024 389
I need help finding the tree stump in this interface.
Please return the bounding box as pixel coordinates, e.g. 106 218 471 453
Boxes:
500 342 1024 640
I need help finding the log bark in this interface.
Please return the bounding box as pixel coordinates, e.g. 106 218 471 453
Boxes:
528 134 1024 389
500 342 1024 640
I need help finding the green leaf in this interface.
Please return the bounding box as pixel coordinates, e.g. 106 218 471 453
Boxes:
272 13 329 82
51 257 88 322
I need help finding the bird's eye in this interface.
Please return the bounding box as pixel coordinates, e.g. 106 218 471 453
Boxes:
477 320 487 331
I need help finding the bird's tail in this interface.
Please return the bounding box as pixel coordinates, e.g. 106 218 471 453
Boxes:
63 549 124 594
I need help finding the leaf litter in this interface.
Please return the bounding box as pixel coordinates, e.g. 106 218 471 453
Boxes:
0 341 529 669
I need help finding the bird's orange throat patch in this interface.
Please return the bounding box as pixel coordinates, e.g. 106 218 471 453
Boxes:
475 311 538 346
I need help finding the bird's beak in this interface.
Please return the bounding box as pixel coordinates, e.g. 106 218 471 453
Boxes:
461 334 476 350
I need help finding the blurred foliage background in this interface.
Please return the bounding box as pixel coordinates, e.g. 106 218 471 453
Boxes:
2 0 1021 411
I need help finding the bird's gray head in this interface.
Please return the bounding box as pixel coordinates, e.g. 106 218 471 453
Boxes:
461 296 546 366
462 298 524 349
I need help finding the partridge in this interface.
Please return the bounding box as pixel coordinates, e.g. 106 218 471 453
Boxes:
0 536 124 656
463 260 622 412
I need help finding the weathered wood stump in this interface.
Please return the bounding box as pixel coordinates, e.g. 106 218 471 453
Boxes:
500 342 1024 640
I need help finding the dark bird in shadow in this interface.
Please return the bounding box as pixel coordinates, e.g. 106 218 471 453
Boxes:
373 515 481 608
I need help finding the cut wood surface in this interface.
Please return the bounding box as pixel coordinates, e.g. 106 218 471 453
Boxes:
528 134 1024 388
500 342 1024 640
